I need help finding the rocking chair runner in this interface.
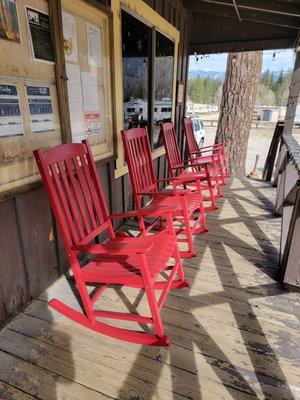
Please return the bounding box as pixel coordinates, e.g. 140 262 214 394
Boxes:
183 117 229 184
121 127 208 259
161 122 222 212
33 140 189 346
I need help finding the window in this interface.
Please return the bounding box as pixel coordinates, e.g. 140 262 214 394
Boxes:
193 119 200 131
153 31 174 147
122 11 150 131
121 10 175 149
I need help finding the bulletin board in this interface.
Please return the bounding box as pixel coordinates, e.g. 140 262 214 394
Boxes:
0 0 61 195
61 0 114 161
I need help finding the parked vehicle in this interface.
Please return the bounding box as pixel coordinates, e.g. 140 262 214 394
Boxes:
190 116 206 147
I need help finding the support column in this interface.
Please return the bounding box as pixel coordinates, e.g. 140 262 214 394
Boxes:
283 46 300 135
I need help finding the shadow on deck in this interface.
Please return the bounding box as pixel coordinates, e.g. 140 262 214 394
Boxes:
0 178 299 399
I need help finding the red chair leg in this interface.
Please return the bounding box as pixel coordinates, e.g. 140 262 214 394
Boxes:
212 158 222 198
179 195 196 258
204 163 218 212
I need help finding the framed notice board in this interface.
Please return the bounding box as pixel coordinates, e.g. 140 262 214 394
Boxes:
0 0 61 196
62 0 114 161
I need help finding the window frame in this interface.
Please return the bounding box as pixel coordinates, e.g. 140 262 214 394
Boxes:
121 8 175 150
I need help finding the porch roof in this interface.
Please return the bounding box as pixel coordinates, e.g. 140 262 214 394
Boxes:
183 0 300 54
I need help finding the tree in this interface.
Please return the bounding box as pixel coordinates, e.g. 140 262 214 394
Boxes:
188 76 222 104
256 83 276 106
215 51 263 177
261 69 272 89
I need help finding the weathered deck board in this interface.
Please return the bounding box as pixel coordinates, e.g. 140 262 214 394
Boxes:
0 178 299 400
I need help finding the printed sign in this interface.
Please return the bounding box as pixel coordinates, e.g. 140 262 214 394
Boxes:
81 72 100 136
66 63 85 142
26 86 54 133
26 7 54 62
0 0 20 43
62 11 78 63
0 84 23 138
87 22 102 68
85 113 100 136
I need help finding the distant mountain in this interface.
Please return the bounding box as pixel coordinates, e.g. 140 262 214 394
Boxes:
188 69 293 81
188 70 225 80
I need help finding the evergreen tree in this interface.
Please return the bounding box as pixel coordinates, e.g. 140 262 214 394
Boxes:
261 69 272 89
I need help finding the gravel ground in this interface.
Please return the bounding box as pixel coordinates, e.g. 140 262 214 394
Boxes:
199 114 300 176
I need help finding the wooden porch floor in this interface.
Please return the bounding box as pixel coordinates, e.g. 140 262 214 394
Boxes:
1 178 300 400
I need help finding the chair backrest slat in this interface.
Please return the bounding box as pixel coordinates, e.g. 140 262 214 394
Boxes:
65 158 93 236
121 128 157 201
34 142 114 251
183 117 199 155
57 160 85 241
161 122 182 175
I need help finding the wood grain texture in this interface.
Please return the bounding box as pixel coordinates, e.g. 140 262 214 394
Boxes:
0 200 29 326
0 178 299 399
15 187 59 299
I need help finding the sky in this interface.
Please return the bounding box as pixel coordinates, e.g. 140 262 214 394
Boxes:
189 48 296 73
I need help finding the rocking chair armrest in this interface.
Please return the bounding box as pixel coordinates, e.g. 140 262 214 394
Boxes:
156 177 182 183
160 188 191 195
156 177 195 187
134 191 185 198
110 205 177 219
199 143 225 151
193 148 221 155
72 242 153 255
183 157 213 167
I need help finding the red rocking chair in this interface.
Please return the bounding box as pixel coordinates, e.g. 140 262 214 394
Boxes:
183 117 229 183
34 140 189 346
121 127 208 259
161 122 222 212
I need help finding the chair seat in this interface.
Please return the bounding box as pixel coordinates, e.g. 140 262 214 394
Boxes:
150 192 202 216
80 232 176 286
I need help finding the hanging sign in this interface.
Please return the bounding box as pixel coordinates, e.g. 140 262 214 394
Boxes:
26 7 54 62
0 0 21 43
26 86 54 133
0 84 23 138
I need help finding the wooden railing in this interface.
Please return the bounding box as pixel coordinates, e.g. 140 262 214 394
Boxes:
262 122 284 182
274 134 300 288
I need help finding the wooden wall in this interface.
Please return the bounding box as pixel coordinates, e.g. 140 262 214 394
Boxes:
0 0 191 327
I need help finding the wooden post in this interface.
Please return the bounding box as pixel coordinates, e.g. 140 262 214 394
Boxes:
262 122 284 182
283 46 300 135
49 0 72 144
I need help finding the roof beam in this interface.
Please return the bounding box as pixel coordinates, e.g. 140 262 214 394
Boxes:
232 0 242 22
184 0 300 29
189 37 296 54
192 0 300 17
